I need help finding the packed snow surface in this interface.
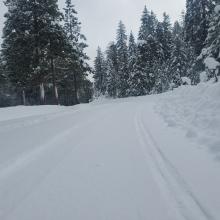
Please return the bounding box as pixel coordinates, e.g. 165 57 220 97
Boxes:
0 105 67 122
0 82 220 220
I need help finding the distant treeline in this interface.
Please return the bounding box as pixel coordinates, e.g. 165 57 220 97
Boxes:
94 0 220 98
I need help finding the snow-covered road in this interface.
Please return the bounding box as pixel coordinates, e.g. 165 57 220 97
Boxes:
0 84 220 220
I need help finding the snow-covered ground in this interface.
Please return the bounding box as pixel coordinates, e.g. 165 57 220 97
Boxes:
157 81 220 161
0 105 67 122
0 82 220 220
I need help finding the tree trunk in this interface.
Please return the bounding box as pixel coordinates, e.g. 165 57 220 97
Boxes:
214 69 219 82
73 72 79 105
55 85 59 102
22 90 26 106
40 83 45 104
51 57 59 105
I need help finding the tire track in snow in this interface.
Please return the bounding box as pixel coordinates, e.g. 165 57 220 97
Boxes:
134 105 215 220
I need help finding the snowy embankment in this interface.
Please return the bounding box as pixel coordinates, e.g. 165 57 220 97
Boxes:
0 82 220 220
156 81 220 161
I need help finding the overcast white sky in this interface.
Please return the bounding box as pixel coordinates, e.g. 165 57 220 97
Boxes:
0 0 186 64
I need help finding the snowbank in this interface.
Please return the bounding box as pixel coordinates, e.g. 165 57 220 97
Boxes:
156 81 220 159
204 57 220 70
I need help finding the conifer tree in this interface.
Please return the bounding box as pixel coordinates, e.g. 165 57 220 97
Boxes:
116 21 129 98
30 0 66 104
105 42 118 98
127 32 139 96
154 16 173 93
173 21 183 38
136 7 158 94
168 36 187 87
62 0 89 104
94 47 107 96
185 0 216 56
2 0 66 105
138 7 157 40
2 0 34 104
161 13 173 62
199 4 220 81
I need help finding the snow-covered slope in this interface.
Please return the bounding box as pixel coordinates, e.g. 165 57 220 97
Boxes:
0 82 219 220
156 81 220 161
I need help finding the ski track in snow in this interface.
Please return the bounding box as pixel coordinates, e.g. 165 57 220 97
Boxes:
134 104 215 220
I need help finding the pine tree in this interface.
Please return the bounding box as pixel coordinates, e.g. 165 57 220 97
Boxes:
40 0 66 104
154 22 166 93
1 0 90 106
199 4 220 81
136 7 159 94
154 15 173 93
29 0 66 104
2 0 66 105
62 0 89 104
94 47 107 96
129 29 156 96
2 0 34 105
127 32 139 96
161 13 173 62
0 48 17 106
173 21 183 38
116 21 129 98
168 36 187 88
138 7 157 40
106 42 118 98
185 0 216 56
128 32 137 71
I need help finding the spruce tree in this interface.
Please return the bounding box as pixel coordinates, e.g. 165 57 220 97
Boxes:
161 13 173 62
138 7 157 40
136 7 158 94
199 4 220 81
62 0 89 104
116 21 129 98
41 0 66 104
185 0 216 56
106 42 118 98
2 0 34 104
30 0 66 104
94 47 107 96
2 0 66 105
168 36 187 88
154 22 166 93
173 21 183 38
154 15 173 93
127 32 139 96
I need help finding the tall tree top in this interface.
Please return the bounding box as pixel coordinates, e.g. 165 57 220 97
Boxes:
116 21 127 43
128 31 136 56
138 6 157 40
